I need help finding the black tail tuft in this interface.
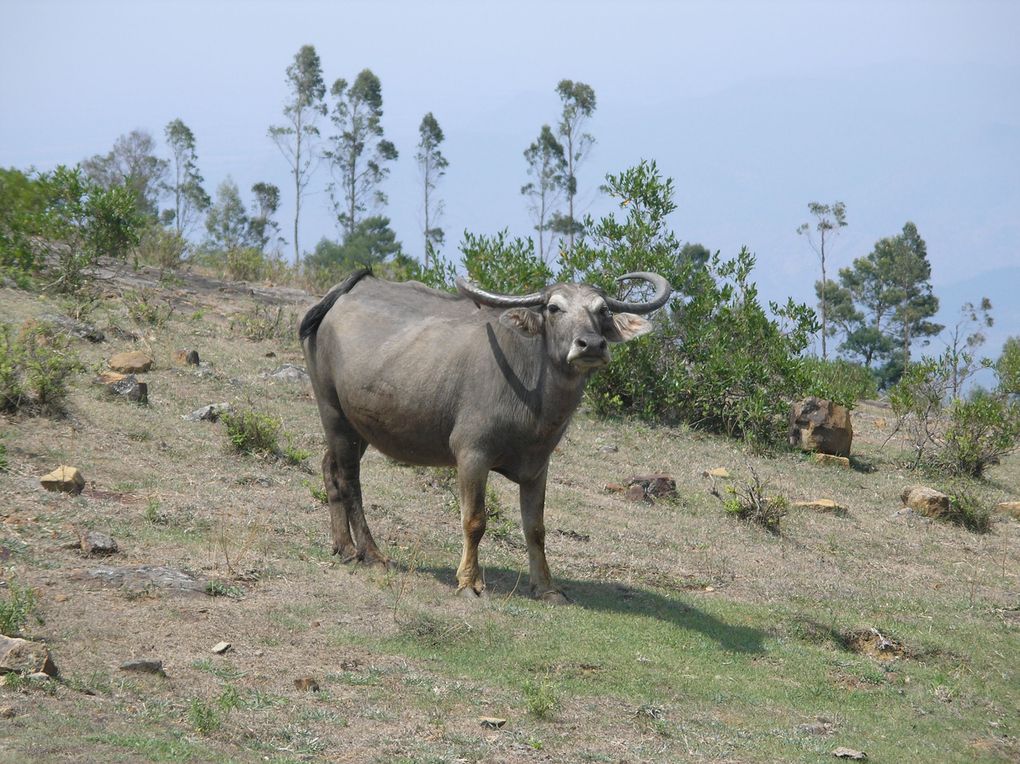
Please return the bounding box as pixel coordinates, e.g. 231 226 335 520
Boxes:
298 268 372 342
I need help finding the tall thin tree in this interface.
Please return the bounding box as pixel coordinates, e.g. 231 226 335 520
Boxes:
416 112 448 267
550 80 596 252
248 182 281 255
325 69 398 241
268 44 326 266
798 201 847 359
521 125 566 263
163 118 210 237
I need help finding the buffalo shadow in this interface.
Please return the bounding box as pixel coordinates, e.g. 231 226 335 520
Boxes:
416 563 767 655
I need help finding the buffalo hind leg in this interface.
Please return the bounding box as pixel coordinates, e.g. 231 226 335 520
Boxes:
520 469 570 604
323 450 357 562
455 456 489 597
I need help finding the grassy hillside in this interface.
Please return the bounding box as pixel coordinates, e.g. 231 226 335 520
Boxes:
1 267 1018 763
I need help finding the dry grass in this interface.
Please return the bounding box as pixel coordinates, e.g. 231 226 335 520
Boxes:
1 266 1018 762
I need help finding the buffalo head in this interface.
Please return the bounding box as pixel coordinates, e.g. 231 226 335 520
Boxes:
455 272 672 372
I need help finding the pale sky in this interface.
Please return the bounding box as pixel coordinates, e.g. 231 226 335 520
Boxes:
3 0 1018 356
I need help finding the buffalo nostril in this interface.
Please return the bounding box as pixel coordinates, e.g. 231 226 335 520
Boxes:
576 338 588 349
598 338 607 350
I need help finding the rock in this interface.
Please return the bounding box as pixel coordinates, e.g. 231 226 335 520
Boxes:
598 444 618 453
792 499 847 515
108 351 153 374
789 397 853 457
874 417 888 429
627 474 677 499
120 659 165 676
96 370 126 385
80 531 118 556
294 676 320 692
41 314 105 343
702 467 731 479
0 635 59 677
604 483 627 493
901 486 950 517
263 364 309 383
211 641 231 655
194 362 215 379
74 565 207 594
812 453 851 469
797 718 835 736
182 403 232 422
172 349 201 366
625 484 648 502
832 747 867 760
106 374 147 404
995 501 1020 520
479 717 507 729
27 672 51 682
40 466 85 495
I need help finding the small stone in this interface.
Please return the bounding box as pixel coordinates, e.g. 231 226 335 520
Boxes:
263 364 309 383
901 486 950 517
108 351 153 374
995 501 1020 520
40 466 85 495
40 314 104 343
874 417 888 429
702 467 731 478
27 672 51 681
604 483 627 493
625 484 648 502
183 403 232 422
294 676 320 692
812 453 851 469
628 474 676 499
211 641 231 655
479 717 507 729
172 349 201 366
0 635 59 677
107 374 147 404
80 531 118 556
792 499 847 515
120 659 166 676
96 371 127 385
598 444 618 453
832 747 867 760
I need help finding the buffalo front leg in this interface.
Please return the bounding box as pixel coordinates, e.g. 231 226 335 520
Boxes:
455 457 489 597
520 469 569 604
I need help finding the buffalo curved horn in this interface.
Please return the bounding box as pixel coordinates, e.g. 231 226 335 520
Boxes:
455 277 545 308
604 272 673 314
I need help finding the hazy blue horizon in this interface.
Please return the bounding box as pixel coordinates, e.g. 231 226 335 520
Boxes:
3 0 1018 356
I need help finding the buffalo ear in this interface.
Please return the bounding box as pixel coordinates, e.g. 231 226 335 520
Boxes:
605 312 653 343
500 307 544 336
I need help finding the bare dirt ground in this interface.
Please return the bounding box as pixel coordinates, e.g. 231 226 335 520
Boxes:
1 265 1018 763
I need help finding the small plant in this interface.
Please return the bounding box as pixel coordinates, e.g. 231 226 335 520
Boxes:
222 407 281 456
282 437 312 467
204 579 244 598
722 470 787 534
522 677 559 720
229 303 292 342
0 434 8 472
485 485 517 544
0 320 83 415
801 357 879 409
143 498 169 526
187 698 221 734
0 578 39 636
940 486 992 534
304 480 328 505
125 288 174 327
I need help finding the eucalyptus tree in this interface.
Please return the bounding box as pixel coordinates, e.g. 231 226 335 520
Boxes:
248 182 281 255
549 80 596 252
521 125 566 263
325 69 398 241
798 201 847 359
416 112 448 266
82 129 168 220
163 118 210 237
268 44 326 265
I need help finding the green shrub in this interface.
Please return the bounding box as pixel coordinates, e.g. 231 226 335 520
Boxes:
0 578 39 636
187 698 221 734
460 229 552 293
722 470 787 534
890 347 1020 477
521 678 560 720
125 288 174 327
0 321 83 415
229 304 292 341
134 223 187 270
940 487 992 534
222 407 281 456
801 357 879 408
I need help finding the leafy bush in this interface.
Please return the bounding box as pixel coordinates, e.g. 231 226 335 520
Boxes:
940 486 992 534
0 321 83 415
890 346 1020 477
229 304 293 341
222 407 281 456
133 223 187 270
801 357 879 409
125 288 174 327
722 470 787 534
460 229 552 293
560 161 818 447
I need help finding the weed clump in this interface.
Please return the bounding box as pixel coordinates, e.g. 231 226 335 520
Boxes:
521 678 560 720
124 288 174 327
0 578 39 636
186 698 221 734
222 407 281 456
722 470 787 534
230 304 293 342
0 321 82 415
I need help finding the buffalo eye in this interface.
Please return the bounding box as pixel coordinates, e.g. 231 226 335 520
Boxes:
598 305 610 317
546 304 560 314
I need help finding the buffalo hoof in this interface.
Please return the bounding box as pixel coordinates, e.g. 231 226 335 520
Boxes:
456 585 488 600
359 551 391 569
332 543 358 564
538 589 571 605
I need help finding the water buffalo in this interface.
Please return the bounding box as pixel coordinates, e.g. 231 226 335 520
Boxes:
299 268 671 602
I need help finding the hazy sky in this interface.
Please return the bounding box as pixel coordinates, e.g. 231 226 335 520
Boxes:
3 0 1018 356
